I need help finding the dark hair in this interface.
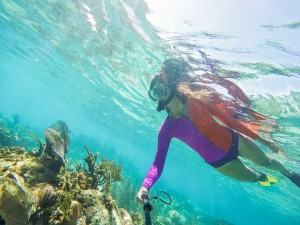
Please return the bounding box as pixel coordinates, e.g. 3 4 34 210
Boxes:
161 58 191 84
149 58 191 96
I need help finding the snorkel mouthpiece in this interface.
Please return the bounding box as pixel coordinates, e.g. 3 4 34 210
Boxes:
156 89 174 112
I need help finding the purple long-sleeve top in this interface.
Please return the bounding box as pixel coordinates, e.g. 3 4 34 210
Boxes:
142 116 228 190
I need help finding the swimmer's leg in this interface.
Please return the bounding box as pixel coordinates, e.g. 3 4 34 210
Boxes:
215 158 258 182
215 158 277 186
238 134 292 177
238 134 300 188
288 173 300 188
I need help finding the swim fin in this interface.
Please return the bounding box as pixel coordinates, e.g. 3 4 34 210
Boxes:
258 173 279 186
288 173 300 188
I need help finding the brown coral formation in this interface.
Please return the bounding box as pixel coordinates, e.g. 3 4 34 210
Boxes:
84 145 122 193
0 121 131 225
119 208 134 225
44 121 70 164
0 172 35 225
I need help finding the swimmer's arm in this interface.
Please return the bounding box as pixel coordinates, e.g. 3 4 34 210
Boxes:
208 105 281 153
255 137 282 153
142 120 173 190
207 104 259 139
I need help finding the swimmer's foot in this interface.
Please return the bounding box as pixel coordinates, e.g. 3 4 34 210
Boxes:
258 173 279 187
288 172 300 188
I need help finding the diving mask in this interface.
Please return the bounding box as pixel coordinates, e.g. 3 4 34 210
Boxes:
148 82 175 112
148 83 170 101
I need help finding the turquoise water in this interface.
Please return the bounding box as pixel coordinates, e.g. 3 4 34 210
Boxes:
1 0 300 224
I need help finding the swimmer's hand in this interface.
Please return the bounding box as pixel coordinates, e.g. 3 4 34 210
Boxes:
135 186 149 204
257 137 282 154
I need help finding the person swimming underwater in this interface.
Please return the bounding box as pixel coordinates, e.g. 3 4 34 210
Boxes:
136 58 300 203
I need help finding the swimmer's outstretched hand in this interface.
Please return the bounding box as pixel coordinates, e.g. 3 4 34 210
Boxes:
136 186 149 204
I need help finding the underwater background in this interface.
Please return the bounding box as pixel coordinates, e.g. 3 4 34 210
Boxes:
0 0 300 224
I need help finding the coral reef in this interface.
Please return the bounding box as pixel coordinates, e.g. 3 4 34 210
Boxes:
0 116 234 225
0 118 18 147
26 130 44 156
0 115 38 150
0 121 132 225
32 182 55 208
0 146 58 187
44 120 70 165
119 208 133 225
0 172 35 225
84 145 122 193
110 179 143 225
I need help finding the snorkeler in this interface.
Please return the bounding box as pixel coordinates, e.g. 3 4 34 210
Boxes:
136 58 300 203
